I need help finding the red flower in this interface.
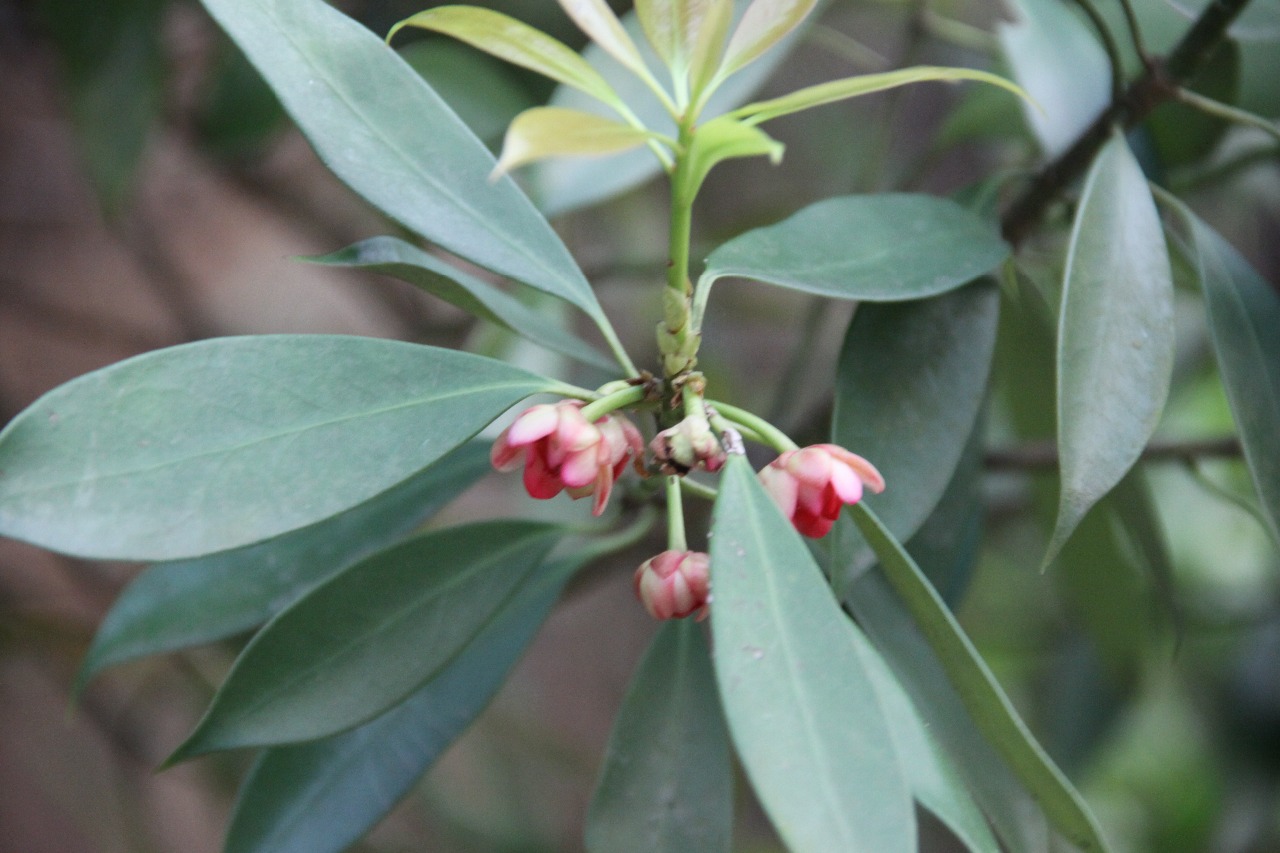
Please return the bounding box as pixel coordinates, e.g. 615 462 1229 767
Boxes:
490 401 643 516
758 443 885 538
633 550 711 620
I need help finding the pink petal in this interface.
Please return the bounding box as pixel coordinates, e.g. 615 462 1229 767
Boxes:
759 465 799 518
785 446 835 488
559 447 600 488
505 404 559 446
490 429 524 472
828 460 864 504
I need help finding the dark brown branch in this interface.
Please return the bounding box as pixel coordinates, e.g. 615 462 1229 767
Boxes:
1000 0 1255 245
985 436 1242 471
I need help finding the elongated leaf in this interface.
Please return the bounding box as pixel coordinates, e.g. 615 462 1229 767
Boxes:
850 503 1112 852
1187 215 1280 547
0 336 552 560
720 0 817 77
223 554 572 853
533 2 831 215
169 521 562 760
310 237 613 370
76 444 492 690
586 620 731 853
1047 133 1175 566
701 194 1008 303
732 66 1032 125
684 114 784 194
558 0 650 80
635 0 729 81
843 569 1052 853
496 106 662 175
397 41 534 146
834 282 999 542
849 618 999 853
389 6 625 110
710 457 914 853
198 0 601 317
997 0 1110 157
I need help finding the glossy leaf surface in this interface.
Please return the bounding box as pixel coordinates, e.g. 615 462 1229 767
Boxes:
850 503 1111 852
496 106 661 174
77 444 492 689
702 194 1008 302
733 66 1031 125
1048 134 1174 566
198 0 600 316
834 282 999 543
169 521 562 759
223 556 570 853
311 237 613 370
710 457 914 853
558 0 650 80
389 6 625 109
586 620 732 853
0 336 550 560
1189 215 1280 546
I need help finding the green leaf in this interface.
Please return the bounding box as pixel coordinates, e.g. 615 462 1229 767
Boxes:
496 106 663 175
586 619 732 853
701 194 1008 303
710 457 915 853
833 282 1000 543
997 0 1110 157
849 503 1112 853
1187 214 1280 547
0 336 552 560
635 0 732 91
388 6 626 111
557 0 652 82
850 618 1000 853
1047 133 1175 567
197 0 601 317
683 114 784 195
842 569 1052 853
76 443 492 690
719 0 818 78
397 40 534 146
732 66 1033 126
223 553 571 853
310 237 614 370
169 521 562 760
533 2 830 216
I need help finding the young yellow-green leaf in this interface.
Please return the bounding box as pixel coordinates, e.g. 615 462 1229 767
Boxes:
0 336 555 561
687 0 734 100
710 457 915 853
850 503 1112 852
197 0 601 318
585 620 732 853
495 106 663 175
168 521 562 761
558 0 651 81
1046 133 1175 567
1186 213 1280 547
635 0 731 93
684 114 783 196
388 6 626 112
311 236 614 371
222 555 572 853
732 65 1032 125
76 443 491 690
719 0 818 78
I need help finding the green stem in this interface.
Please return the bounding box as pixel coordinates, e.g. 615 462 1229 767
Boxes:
1175 87 1280 144
594 312 640 377
666 475 688 551
706 399 798 453
580 384 647 422
668 121 698 302
679 477 719 501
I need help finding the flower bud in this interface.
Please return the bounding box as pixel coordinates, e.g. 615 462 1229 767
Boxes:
649 414 726 475
633 550 711 620
758 443 885 538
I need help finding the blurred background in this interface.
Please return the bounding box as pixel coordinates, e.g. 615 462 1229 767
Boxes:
1 0 1279 850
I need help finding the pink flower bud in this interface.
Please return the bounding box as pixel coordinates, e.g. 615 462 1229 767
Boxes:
649 414 726 475
758 443 885 538
633 550 711 620
491 401 643 515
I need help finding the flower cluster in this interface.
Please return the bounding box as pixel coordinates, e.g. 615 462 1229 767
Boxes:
490 401 643 516
759 444 885 538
